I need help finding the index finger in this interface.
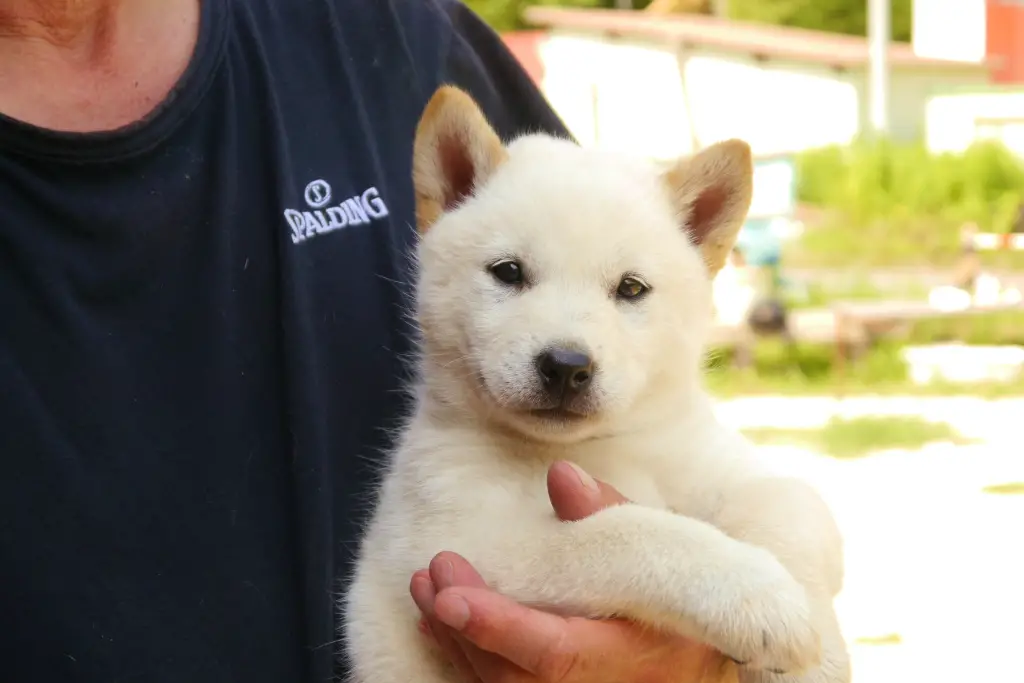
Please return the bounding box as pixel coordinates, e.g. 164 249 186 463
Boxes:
434 586 664 683
547 461 630 522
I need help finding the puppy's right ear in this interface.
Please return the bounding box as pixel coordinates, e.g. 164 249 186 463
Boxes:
663 139 753 277
413 85 508 234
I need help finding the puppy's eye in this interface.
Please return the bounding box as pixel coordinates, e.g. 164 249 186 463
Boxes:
489 259 524 286
616 276 649 300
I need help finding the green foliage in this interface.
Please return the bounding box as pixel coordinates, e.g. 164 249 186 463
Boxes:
856 633 904 646
704 310 1024 396
727 0 913 42
465 0 899 34
462 0 527 32
742 415 969 459
784 277 930 310
791 138 1024 267
910 310 1024 346
797 138 1024 230
464 0 656 32
705 339 910 392
815 415 968 457
982 481 1024 495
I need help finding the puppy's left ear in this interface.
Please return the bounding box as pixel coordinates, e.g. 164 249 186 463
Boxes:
413 85 508 234
664 139 754 276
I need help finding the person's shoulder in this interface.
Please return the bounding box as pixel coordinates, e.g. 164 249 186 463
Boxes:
236 0 570 140
235 0 459 96
331 0 571 140
382 0 573 140
253 0 465 53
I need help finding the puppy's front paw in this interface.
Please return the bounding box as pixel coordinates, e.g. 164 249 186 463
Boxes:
690 549 821 674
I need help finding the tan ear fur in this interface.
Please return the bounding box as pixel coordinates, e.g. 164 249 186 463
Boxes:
664 139 754 276
412 85 508 234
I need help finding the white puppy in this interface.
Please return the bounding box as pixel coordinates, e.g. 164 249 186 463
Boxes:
342 86 850 683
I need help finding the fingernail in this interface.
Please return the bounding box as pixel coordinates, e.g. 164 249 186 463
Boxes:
567 462 599 493
410 575 436 614
434 558 454 588
435 594 470 630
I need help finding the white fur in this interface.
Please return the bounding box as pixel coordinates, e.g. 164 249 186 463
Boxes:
343 90 850 683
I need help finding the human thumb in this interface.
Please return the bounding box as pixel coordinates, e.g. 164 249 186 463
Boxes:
547 461 630 522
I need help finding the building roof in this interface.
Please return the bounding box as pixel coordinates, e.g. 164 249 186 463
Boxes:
523 7 995 71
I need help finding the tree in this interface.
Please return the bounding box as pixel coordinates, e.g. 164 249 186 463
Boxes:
726 0 913 42
465 0 590 32
466 0 912 42
465 0 659 32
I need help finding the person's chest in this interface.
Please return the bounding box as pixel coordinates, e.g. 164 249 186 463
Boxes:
0 40 424 444
0 9 430 681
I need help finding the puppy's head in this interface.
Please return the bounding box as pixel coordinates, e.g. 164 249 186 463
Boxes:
412 86 752 442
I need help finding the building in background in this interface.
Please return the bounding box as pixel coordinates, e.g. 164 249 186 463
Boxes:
985 0 1024 83
915 0 1024 156
913 0 1024 84
503 7 990 162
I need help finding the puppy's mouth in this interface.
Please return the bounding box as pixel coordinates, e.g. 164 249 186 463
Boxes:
471 367 596 424
528 406 589 422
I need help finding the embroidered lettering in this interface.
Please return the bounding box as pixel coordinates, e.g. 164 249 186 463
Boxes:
284 179 390 245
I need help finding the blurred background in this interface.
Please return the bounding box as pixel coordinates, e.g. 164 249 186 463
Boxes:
472 0 1024 681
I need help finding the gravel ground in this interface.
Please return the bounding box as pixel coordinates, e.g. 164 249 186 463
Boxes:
713 396 1024 683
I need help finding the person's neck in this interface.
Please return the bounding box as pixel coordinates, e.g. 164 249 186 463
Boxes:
0 0 199 132
0 1 122 61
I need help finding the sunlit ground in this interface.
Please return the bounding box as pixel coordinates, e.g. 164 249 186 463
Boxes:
716 396 1024 683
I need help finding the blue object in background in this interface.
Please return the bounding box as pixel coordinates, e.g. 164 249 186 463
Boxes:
733 155 797 298
736 154 796 269
736 217 782 267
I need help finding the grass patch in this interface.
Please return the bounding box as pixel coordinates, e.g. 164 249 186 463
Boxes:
705 336 1024 398
981 481 1024 495
784 217 1024 270
781 273 932 311
742 415 970 459
855 633 904 646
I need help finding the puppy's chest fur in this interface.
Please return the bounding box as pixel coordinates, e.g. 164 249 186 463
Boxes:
583 462 670 509
361 423 714 594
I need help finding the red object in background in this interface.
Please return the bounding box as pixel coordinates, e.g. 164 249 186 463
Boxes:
501 31 546 86
987 0 1024 83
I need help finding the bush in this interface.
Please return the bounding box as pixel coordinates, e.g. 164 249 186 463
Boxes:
705 339 910 390
703 310 1024 395
791 138 1024 267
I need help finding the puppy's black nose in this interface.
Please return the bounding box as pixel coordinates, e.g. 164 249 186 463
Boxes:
536 347 594 399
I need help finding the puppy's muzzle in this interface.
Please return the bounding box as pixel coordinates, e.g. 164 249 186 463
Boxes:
535 347 594 405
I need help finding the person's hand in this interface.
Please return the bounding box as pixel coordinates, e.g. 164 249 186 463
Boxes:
410 461 734 683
